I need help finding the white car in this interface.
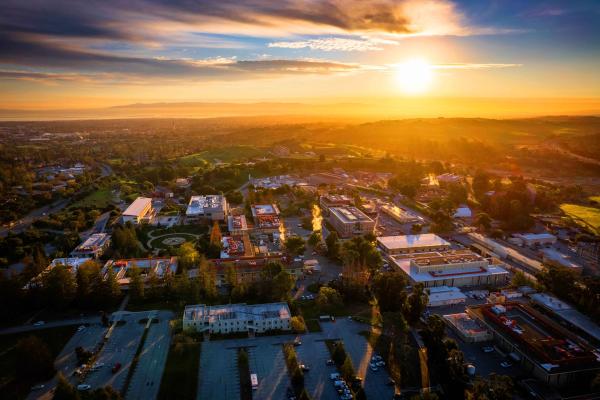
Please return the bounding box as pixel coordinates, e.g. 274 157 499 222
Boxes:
33 321 45 326
369 363 378 371
376 361 385 367
330 373 341 380
77 325 86 332
500 361 513 368
77 384 91 391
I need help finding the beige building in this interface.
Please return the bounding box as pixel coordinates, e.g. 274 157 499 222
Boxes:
122 197 154 225
327 206 375 238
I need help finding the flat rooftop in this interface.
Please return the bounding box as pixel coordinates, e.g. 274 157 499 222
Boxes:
518 233 556 241
531 293 600 343
392 250 508 282
123 197 152 217
470 302 600 371
186 195 226 216
75 233 110 250
329 206 373 224
183 302 290 323
228 215 248 231
378 234 450 250
251 204 280 216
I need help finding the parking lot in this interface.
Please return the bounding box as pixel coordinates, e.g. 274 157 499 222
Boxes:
295 337 339 400
248 342 291 400
197 342 240 400
321 320 396 400
82 312 146 392
125 311 173 400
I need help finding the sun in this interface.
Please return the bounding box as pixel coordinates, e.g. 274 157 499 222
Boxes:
395 59 434 94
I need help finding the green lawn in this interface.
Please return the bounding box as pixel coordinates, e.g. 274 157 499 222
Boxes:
158 340 201 400
560 203 600 235
296 300 381 326
0 326 76 399
71 188 113 208
179 146 265 166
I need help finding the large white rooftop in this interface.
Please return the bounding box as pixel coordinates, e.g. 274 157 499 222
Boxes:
330 206 373 224
123 197 152 217
377 234 450 250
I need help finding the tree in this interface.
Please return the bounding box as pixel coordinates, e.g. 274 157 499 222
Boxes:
76 260 103 308
410 223 423 234
75 346 93 364
177 242 199 271
198 256 218 300
341 236 382 275
475 212 492 231
316 286 343 313
340 356 354 380
15 335 54 380
43 264 76 309
372 272 408 312
53 372 80 400
466 374 514 400
325 231 341 261
128 264 145 301
209 221 222 246
308 231 321 247
284 236 306 257
290 316 306 333
405 283 429 326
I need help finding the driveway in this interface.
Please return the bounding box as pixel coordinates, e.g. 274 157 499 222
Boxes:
125 311 173 400
295 336 339 400
321 319 396 399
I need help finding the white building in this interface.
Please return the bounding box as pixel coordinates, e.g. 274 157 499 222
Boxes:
186 195 228 222
427 286 467 307
26 257 93 288
391 249 509 288
122 197 154 225
71 233 111 258
453 206 472 219
515 233 557 247
377 234 451 255
380 203 423 224
182 302 291 335
327 206 375 238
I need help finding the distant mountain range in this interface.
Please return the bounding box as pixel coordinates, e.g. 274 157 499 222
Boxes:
1 98 599 121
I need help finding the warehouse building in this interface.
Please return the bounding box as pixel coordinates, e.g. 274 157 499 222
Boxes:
380 203 423 224
327 206 375 238
377 234 451 255
468 302 600 387
183 302 291 335
390 248 509 288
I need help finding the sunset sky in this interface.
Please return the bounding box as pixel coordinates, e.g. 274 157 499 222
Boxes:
1 0 599 114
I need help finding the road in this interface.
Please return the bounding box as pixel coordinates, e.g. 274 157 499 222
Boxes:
26 323 108 400
0 316 101 336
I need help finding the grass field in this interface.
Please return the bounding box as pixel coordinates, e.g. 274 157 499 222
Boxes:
179 146 265 166
71 188 113 208
560 203 600 235
158 340 201 400
0 326 76 399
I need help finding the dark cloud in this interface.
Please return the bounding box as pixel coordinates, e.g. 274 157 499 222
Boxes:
0 33 359 82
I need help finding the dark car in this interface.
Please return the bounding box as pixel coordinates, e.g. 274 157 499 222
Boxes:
112 363 122 373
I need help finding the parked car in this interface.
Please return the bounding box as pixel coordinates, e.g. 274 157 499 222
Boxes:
33 321 45 326
326 359 335 366
330 372 340 380
376 361 385 367
500 361 513 368
300 364 310 372
112 363 122 373
76 384 91 391
77 325 86 332
369 363 378 371
482 346 494 353
387 378 396 386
